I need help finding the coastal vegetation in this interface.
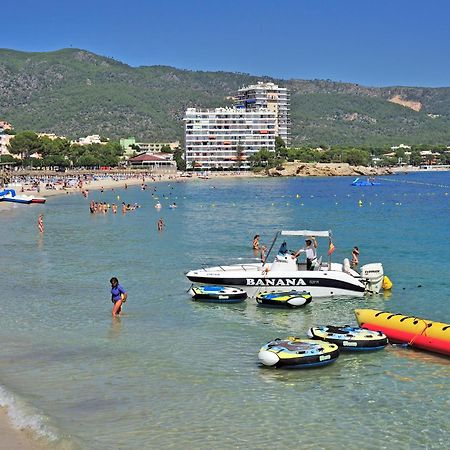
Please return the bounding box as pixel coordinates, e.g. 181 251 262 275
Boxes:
2 130 449 171
2 49 450 146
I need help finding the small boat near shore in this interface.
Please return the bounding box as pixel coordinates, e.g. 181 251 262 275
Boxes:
258 337 339 369
256 290 312 308
355 309 450 357
308 325 388 351
186 229 385 298
190 285 247 303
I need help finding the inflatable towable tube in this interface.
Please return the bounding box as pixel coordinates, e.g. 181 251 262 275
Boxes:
190 285 247 303
307 325 388 351
258 337 339 368
355 309 450 357
256 291 312 308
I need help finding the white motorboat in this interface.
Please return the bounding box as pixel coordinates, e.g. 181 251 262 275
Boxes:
186 230 385 298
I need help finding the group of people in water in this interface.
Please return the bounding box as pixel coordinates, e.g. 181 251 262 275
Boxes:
253 234 360 270
89 200 141 214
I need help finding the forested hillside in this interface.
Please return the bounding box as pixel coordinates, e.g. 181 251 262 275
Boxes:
1 48 450 146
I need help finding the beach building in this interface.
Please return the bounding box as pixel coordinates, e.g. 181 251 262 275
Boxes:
0 133 14 156
120 138 180 156
234 82 290 146
184 107 276 170
0 120 13 132
127 152 177 172
72 135 108 146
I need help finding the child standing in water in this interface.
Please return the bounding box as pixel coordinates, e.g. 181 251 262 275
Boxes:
110 277 127 317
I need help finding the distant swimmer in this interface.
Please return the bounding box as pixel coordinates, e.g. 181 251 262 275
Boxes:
110 277 127 317
155 202 162 209
157 218 164 231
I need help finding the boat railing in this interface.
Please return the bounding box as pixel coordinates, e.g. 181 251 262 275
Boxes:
199 263 262 272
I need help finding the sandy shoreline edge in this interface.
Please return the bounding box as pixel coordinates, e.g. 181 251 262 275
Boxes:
0 407 46 450
2 171 262 205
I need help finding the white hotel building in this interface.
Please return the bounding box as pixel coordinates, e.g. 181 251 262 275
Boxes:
235 82 290 146
184 107 276 170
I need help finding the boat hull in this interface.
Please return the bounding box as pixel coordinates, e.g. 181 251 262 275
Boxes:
31 197 47 204
1 197 32 204
355 309 450 357
186 265 365 298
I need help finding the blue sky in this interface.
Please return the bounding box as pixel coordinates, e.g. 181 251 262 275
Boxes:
2 0 449 87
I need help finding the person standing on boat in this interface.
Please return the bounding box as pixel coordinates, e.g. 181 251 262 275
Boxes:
292 237 318 270
110 277 127 317
253 234 260 250
351 246 360 268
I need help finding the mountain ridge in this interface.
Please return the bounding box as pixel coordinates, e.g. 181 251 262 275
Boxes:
1 48 450 146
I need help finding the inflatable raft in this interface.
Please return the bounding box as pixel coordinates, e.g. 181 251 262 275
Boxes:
256 290 312 308
190 285 247 303
258 337 339 369
355 309 450 357
308 325 388 351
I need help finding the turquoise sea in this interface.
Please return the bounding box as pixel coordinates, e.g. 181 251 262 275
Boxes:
1 172 449 449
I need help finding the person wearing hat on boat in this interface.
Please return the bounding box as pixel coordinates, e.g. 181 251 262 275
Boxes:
110 277 127 317
292 237 318 270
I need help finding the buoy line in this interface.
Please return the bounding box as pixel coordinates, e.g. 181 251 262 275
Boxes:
377 177 450 189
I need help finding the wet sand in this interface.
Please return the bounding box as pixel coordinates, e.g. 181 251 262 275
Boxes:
0 407 44 450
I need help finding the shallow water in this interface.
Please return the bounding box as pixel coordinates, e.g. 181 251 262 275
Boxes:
1 172 449 449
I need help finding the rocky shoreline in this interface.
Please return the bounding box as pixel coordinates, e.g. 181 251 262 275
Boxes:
268 162 393 177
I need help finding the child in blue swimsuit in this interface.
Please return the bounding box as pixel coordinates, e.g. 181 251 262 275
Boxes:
110 277 127 317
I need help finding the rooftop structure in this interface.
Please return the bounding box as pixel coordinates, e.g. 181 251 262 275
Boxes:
235 82 290 145
120 138 180 156
72 135 108 146
127 152 176 172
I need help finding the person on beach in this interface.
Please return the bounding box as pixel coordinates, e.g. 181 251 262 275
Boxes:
110 277 127 317
351 246 360 268
157 218 164 231
252 234 260 250
292 237 318 270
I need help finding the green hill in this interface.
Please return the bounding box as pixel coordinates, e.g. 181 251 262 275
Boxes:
1 48 450 146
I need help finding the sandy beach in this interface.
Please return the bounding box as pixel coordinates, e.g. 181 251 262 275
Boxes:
0 408 45 450
0 170 261 209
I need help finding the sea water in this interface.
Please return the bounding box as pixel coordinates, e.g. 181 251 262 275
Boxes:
0 172 449 449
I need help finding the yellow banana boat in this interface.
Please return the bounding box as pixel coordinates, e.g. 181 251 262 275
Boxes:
355 309 450 357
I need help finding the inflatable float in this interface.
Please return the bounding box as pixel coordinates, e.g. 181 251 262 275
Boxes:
351 177 381 186
256 290 312 308
355 309 450 357
190 285 247 303
0 189 46 204
258 337 339 368
307 325 388 351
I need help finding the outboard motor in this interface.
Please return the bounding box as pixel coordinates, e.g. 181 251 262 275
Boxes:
360 263 384 294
